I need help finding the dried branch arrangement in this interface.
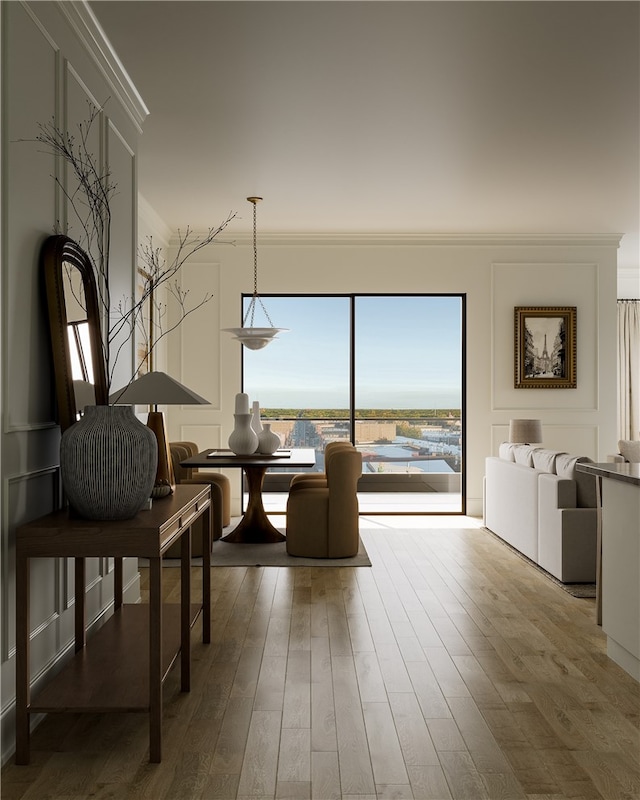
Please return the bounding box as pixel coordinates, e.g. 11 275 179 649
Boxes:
32 101 236 390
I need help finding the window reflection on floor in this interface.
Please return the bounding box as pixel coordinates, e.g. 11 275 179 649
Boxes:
258 491 463 515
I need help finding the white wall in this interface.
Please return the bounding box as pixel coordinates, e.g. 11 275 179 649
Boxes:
137 194 173 375
165 232 620 517
1 1 146 763
618 267 640 300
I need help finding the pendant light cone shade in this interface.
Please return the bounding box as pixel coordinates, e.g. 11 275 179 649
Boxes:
223 197 288 349
110 371 210 497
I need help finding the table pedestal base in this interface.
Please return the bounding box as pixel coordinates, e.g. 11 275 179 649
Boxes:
221 465 285 544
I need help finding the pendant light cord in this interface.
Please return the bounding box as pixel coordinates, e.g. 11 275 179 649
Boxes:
243 197 275 328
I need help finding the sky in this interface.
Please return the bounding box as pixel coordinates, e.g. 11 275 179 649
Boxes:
243 295 462 409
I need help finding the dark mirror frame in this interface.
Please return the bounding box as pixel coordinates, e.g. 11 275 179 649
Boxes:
42 234 109 432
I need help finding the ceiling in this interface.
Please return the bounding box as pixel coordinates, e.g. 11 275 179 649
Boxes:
90 1 639 269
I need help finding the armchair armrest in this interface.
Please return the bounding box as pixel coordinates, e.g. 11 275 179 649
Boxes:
290 473 327 489
286 486 330 557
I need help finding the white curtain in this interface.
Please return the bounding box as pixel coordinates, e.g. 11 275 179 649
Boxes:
618 300 640 440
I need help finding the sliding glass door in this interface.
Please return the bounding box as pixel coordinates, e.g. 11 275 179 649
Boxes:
243 294 465 514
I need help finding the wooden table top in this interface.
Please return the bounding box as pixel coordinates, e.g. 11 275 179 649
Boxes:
181 448 316 469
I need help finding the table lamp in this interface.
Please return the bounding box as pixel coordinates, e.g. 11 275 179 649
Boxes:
509 418 543 445
110 371 210 497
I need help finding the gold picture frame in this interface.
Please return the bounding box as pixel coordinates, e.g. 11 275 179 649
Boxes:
514 306 576 389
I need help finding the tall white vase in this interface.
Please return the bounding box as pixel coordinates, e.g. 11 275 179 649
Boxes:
228 412 259 455
251 400 263 438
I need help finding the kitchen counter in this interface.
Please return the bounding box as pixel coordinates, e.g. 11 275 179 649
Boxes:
576 460 640 487
577 461 640 681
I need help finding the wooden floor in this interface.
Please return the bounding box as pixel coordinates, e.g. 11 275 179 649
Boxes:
3 519 640 799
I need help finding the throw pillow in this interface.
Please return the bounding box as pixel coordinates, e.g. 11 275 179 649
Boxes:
618 439 640 463
513 445 538 467
498 442 516 461
532 449 565 474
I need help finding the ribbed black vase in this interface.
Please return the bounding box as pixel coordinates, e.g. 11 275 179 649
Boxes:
60 405 157 520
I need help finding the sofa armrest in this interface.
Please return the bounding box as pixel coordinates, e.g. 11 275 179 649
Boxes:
484 457 540 561
539 473 577 510
538 473 596 582
607 454 626 463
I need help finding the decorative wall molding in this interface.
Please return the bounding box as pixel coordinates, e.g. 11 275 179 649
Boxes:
54 0 149 132
490 261 605 414
180 424 224 449
17 1 60 51
176 231 625 250
2 2 144 764
2 467 60 661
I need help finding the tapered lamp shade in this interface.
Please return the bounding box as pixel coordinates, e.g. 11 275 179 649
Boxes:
110 372 210 497
508 419 543 445
109 371 210 406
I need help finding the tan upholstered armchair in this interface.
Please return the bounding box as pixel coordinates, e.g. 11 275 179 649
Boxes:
286 444 362 558
165 441 231 557
289 440 353 490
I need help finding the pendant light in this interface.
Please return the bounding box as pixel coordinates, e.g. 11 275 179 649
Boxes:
223 196 288 350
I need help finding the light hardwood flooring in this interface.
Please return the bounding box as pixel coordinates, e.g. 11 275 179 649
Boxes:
3 518 640 799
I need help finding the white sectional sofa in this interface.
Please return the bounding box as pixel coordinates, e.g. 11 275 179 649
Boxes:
483 443 598 583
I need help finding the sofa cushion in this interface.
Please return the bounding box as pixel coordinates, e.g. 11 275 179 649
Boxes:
513 445 538 467
556 453 597 508
532 448 564 474
618 439 640 463
498 442 516 461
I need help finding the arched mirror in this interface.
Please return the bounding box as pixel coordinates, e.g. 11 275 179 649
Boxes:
42 235 108 432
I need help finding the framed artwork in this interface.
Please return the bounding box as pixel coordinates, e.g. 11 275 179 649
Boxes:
514 306 576 389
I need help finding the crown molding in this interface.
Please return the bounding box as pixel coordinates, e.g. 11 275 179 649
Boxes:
179 231 624 249
55 1 149 133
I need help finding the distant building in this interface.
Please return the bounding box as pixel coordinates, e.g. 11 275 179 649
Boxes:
355 421 397 443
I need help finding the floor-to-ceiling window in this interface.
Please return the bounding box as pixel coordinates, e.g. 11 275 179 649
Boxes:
243 294 465 513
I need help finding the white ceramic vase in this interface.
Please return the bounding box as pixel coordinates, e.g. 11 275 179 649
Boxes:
258 423 281 455
251 400 263 438
228 412 259 455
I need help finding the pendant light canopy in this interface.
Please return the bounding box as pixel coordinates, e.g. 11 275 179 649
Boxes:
223 197 288 350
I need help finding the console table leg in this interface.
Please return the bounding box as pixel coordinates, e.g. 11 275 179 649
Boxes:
181 529 191 692
203 505 211 644
114 557 123 610
595 476 603 626
149 557 162 763
75 558 86 651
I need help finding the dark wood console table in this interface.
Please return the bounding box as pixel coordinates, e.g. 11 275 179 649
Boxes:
15 483 212 764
